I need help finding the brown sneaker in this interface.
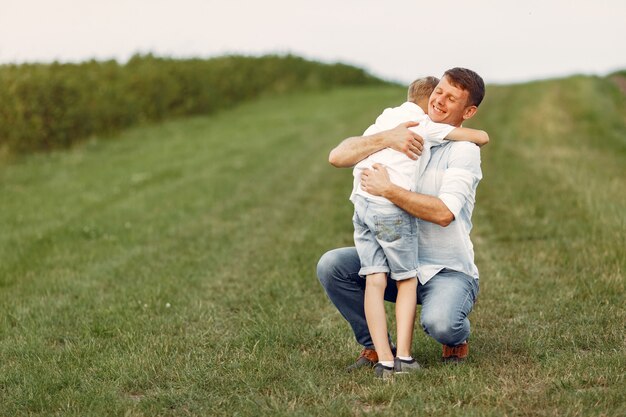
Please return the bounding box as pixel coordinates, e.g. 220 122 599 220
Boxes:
346 348 378 372
442 341 469 363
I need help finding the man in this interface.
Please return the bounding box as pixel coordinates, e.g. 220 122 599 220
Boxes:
317 67 485 370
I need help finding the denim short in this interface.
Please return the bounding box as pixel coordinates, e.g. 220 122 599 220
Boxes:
352 195 418 281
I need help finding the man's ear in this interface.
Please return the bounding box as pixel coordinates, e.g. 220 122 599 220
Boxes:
462 105 478 120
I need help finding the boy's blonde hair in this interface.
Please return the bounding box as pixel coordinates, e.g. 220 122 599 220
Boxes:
407 76 440 104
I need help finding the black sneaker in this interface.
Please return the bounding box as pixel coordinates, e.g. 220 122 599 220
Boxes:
373 363 394 380
394 357 421 374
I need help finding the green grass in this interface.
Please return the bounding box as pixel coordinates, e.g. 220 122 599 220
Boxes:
0 77 625 416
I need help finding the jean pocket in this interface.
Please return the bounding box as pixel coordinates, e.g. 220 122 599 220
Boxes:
374 213 408 242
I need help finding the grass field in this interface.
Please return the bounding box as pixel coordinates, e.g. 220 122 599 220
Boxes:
0 76 625 416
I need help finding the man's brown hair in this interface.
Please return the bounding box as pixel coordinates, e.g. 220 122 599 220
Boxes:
443 68 485 107
407 76 439 103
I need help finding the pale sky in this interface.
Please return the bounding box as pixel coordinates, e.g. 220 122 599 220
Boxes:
1 0 625 84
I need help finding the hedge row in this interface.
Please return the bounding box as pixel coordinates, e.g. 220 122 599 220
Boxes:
0 54 385 153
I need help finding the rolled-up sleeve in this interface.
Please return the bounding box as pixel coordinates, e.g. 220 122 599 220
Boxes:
438 142 483 219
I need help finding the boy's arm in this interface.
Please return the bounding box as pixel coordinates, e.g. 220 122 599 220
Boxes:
445 127 489 147
418 119 489 148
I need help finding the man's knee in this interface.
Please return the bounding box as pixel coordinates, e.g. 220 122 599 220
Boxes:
420 314 469 346
316 249 344 289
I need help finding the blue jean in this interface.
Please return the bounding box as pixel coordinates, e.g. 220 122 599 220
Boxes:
316 247 479 348
352 195 419 280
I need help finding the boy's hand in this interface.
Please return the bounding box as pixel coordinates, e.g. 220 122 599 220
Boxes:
385 121 424 160
361 163 394 197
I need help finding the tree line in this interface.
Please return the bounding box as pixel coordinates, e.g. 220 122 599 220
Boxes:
0 54 385 153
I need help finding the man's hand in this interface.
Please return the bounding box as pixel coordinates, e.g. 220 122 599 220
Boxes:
361 163 395 197
385 121 424 160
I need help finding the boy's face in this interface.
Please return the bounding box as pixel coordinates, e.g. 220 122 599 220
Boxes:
428 76 477 126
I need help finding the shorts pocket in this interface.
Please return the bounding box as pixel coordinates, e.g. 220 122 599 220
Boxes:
374 213 409 242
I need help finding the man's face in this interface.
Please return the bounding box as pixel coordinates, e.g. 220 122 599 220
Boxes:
428 76 476 126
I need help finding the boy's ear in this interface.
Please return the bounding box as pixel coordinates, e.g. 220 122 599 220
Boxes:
462 105 478 120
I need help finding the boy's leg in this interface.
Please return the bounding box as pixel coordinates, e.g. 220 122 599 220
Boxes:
350 196 393 355
367 203 419 360
395 277 417 358
364 273 394 362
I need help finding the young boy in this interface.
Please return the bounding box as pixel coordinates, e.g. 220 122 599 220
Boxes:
349 76 488 378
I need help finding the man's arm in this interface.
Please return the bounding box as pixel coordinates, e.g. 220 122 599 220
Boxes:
445 127 489 147
328 121 425 168
360 165 454 226
361 142 482 227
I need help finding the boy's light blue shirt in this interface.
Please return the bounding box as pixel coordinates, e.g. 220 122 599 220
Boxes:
415 140 483 284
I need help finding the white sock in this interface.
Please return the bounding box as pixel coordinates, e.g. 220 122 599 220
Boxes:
378 360 394 368
397 356 413 361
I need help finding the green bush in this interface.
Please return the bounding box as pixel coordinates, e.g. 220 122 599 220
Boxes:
0 54 385 153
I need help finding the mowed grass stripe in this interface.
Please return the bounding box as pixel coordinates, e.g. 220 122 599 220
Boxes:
0 79 625 416
0 86 404 415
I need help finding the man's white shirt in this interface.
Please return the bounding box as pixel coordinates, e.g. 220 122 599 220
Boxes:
416 141 483 284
